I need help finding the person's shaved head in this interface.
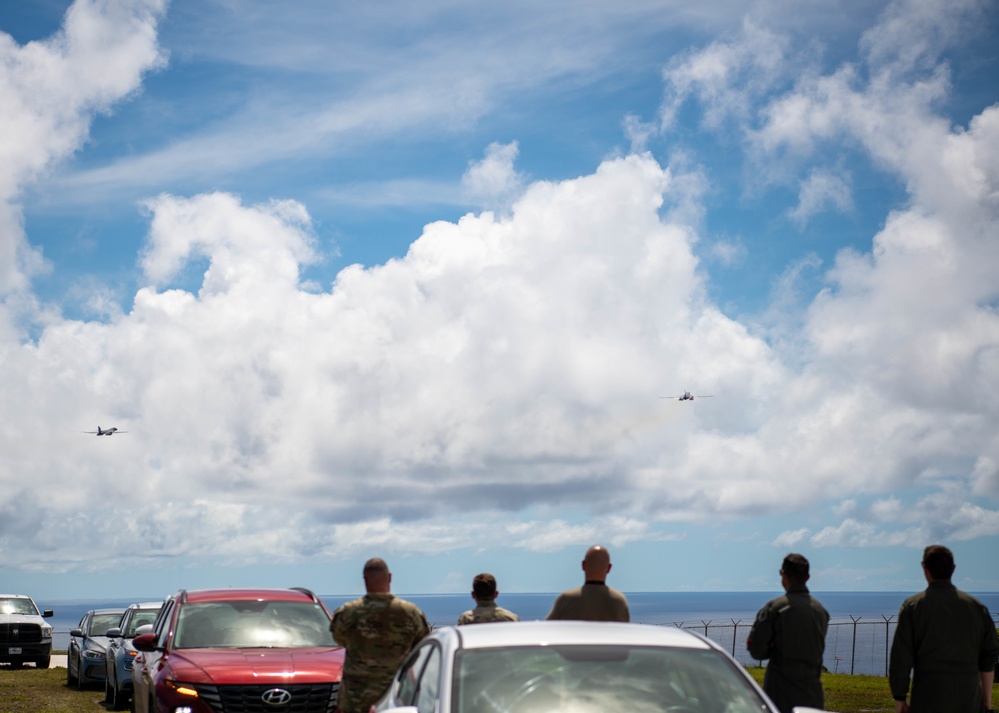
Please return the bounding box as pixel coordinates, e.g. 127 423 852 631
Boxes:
582 545 612 582
363 558 392 593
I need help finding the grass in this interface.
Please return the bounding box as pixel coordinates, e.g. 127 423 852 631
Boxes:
2 663 996 713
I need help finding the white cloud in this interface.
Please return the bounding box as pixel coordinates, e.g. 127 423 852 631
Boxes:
787 169 853 227
773 528 809 547
1 0 998 578
460 141 526 212
0 0 166 294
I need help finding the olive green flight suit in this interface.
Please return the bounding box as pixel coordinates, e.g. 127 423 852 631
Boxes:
889 581 999 713
747 584 830 713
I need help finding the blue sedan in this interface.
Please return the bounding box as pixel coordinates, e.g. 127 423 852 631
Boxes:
66 608 125 689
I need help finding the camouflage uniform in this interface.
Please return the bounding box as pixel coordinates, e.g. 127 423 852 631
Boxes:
546 582 630 622
456 600 520 625
747 584 829 713
889 581 999 713
331 593 430 713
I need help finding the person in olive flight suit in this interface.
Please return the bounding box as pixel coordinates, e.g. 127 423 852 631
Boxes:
889 544 998 713
546 545 630 622
331 558 431 713
747 553 830 713
457 573 520 625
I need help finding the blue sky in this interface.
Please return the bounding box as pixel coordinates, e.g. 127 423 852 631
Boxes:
1 0 998 602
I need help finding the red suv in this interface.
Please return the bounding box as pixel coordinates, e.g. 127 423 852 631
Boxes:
132 587 344 713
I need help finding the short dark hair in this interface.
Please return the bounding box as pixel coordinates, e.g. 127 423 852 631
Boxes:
921 545 955 580
781 553 810 585
472 573 497 599
363 558 389 576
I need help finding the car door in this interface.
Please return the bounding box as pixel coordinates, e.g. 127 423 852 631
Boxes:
69 612 90 680
383 641 442 713
133 600 174 713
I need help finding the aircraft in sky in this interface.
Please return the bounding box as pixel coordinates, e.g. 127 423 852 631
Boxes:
83 426 127 436
659 391 713 401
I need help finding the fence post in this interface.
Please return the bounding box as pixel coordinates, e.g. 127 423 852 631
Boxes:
850 616 861 675
882 614 894 677
731 619 741 658
701 620 711 637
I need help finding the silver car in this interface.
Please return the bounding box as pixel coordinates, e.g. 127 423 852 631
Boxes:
103 601 162 710
373 621 829 713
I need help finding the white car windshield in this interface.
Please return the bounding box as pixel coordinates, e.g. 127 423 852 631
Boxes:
0 598 38 616
454 645 767 713
173 600 336 649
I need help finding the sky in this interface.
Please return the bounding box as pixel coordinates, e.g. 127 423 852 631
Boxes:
1 0 998 602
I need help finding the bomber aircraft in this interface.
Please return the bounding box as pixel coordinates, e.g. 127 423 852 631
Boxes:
84 426 127 436
659 391 713 401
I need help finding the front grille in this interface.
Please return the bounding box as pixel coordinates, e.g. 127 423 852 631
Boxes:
0 624 42 644
191 683 338 713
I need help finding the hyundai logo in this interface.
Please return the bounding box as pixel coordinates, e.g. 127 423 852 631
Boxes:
261 688 293 706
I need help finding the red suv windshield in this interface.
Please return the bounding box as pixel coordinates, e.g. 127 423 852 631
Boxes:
173 600 336 649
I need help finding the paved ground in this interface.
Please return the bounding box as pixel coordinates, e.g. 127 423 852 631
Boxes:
51 654 67 668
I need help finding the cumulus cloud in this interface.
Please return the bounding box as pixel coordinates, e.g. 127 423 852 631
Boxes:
0 0 166 294
1 0 997 575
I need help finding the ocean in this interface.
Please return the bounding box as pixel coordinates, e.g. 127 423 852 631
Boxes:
42 591 999 677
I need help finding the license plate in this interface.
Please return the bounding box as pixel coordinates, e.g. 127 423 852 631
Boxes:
8 647 22 654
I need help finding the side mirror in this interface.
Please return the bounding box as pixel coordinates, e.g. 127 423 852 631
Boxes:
132 632 159 652
135 624 153 637
106 627 123 638
70 628 83 637
43 610 54 618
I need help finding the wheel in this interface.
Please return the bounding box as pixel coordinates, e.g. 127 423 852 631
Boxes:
35 656 50 669
105 674 115 703
111 675 129 711
75 654 85 690
67 654 78 686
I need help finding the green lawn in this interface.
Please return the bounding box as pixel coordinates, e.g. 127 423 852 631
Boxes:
2 663 996 713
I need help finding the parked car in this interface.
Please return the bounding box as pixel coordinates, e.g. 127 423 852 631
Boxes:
67 608 125 689
0 594 54 669
373 620 831 713
103 601 162 710
131 587 344 713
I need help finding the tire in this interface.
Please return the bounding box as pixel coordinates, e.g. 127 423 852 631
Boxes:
75 654 85 690
35 657 50 669
67 654 77 686
105 675 114 703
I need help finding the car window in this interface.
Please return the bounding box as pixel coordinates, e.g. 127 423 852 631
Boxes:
173 600 335 649
127 610 161 637
397 644 433 705
0 598 37 615
155 601 175 648
454 645 767 713
90 612 124 636
414 646 441 713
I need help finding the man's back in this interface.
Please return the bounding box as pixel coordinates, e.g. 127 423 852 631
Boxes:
332 593 430 713
747 586 829 713
890 582 998 712
546 583 630 622
457 600 519 625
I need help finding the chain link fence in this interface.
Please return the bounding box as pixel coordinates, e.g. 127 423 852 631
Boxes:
668 614 999 677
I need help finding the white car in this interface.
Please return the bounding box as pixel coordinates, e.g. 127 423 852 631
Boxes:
373 621 830 713
0 594 54 669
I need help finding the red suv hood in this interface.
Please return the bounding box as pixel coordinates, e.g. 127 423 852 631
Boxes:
167 647 344 685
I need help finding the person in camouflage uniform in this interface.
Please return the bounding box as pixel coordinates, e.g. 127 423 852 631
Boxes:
747 553 830 713
456 573 519 625
546 545 630 622
889 545 998 713
331 558 430 713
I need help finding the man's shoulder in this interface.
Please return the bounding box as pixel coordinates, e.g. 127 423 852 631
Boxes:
333 597 367 616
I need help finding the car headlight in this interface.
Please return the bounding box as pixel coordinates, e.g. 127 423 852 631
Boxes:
40 625 53 639
82 649 106 660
